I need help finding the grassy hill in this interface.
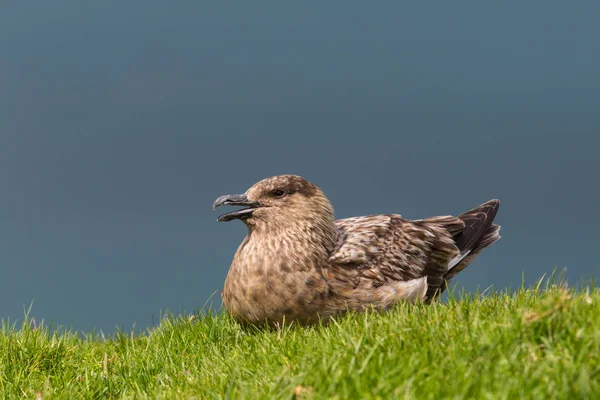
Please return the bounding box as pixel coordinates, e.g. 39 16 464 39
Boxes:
1 278 598 399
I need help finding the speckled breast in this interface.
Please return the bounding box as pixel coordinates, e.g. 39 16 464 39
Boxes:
221 251 332 326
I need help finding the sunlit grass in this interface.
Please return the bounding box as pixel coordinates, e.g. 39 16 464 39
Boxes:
1 275 598 399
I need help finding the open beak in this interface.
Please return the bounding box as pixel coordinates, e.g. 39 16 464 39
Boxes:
213 193 261 222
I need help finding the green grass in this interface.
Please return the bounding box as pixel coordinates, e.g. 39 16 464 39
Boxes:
1 277 599 399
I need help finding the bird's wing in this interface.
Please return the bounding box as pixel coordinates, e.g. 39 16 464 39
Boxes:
329 214 464 298
330 215 393 266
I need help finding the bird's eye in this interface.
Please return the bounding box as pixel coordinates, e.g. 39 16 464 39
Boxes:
273 190 286 199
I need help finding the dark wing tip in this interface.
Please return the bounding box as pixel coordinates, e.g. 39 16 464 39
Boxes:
454 200 501 253
482 199 501 210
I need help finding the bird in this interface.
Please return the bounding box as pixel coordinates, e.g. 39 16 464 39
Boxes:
213 174 500 327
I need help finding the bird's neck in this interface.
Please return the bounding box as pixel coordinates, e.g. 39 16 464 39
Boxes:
245 216 337 270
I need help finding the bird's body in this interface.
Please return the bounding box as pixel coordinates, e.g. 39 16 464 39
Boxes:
214 175 501 326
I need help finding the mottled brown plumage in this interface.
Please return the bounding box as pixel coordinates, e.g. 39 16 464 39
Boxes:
213 174 501 326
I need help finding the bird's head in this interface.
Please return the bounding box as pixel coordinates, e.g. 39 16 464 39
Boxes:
213 175 335 231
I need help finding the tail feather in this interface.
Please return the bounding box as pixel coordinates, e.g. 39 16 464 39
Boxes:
437 200 501 294
453 199 500 254
472 223 501 253
422 200 501 300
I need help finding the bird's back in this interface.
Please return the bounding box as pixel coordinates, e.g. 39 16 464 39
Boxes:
326 200 501 301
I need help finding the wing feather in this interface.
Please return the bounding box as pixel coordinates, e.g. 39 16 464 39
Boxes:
329 215 461 298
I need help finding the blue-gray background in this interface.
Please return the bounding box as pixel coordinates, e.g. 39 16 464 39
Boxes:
1 2 599 333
